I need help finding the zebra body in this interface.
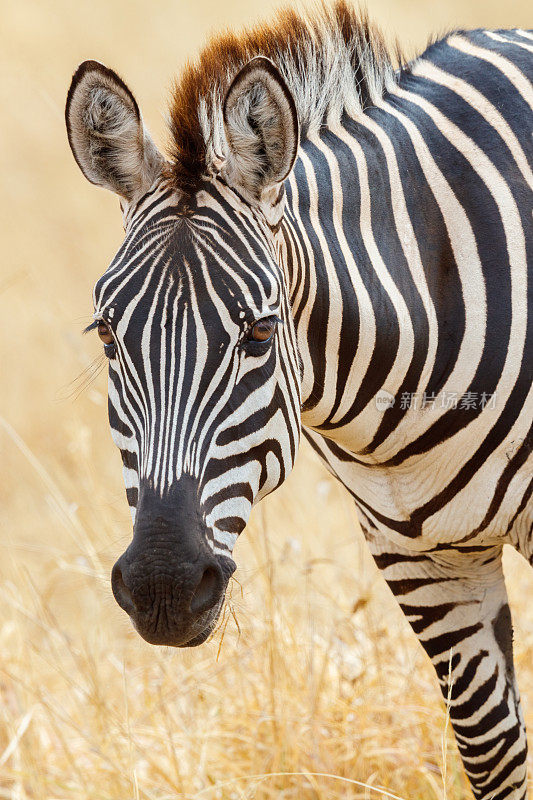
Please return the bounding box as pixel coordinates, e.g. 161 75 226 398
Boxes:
289 32 532 797
65 7 532 798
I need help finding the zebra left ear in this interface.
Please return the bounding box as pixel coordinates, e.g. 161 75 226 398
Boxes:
222 57 299 200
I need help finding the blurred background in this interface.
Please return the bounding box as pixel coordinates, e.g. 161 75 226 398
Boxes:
1 0 532 798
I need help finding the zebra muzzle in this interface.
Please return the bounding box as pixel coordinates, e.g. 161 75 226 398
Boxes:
111 486 236 647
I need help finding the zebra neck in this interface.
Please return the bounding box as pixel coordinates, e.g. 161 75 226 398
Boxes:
281 114 452 456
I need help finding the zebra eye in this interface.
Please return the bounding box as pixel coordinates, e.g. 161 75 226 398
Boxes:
97 320 114 345
249 317 277 343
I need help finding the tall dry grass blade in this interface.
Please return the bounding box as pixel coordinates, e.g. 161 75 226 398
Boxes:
441 648 454 800
192 770 410 799
0 415 103 573
0 708 34 770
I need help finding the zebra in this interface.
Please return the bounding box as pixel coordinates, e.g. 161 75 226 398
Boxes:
65 3 532 797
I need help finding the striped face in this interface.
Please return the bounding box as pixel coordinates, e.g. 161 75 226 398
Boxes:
66 56 300 645
94 181 301 643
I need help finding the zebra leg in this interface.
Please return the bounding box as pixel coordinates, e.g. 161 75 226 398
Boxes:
364 528 528 799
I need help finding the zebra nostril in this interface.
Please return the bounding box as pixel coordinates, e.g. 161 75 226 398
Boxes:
111 561 137 616
190 565 223 615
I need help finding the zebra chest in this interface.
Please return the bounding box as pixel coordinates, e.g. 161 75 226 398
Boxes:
304 427 527 552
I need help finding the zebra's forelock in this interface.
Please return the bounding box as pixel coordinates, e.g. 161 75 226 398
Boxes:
168 1 399 196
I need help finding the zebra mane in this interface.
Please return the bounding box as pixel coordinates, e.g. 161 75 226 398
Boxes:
168 1 398 195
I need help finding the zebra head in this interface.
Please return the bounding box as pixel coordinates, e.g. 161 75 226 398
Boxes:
66 59 301 646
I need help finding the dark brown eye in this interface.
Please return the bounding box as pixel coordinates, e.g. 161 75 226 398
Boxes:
97 320 114 345
250 318 276 343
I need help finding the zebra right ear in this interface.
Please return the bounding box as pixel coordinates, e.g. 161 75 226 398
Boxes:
65 61 163 203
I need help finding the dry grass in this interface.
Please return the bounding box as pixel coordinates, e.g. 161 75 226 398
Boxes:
1 0 532 797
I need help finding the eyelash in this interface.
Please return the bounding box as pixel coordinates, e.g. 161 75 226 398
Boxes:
83 320 98 334
83 317 116 358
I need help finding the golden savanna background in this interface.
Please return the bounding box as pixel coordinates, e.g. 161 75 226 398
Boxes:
1 0 532 797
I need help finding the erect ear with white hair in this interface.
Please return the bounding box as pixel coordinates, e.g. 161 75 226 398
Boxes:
222 57 299 201
65 60 163 203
